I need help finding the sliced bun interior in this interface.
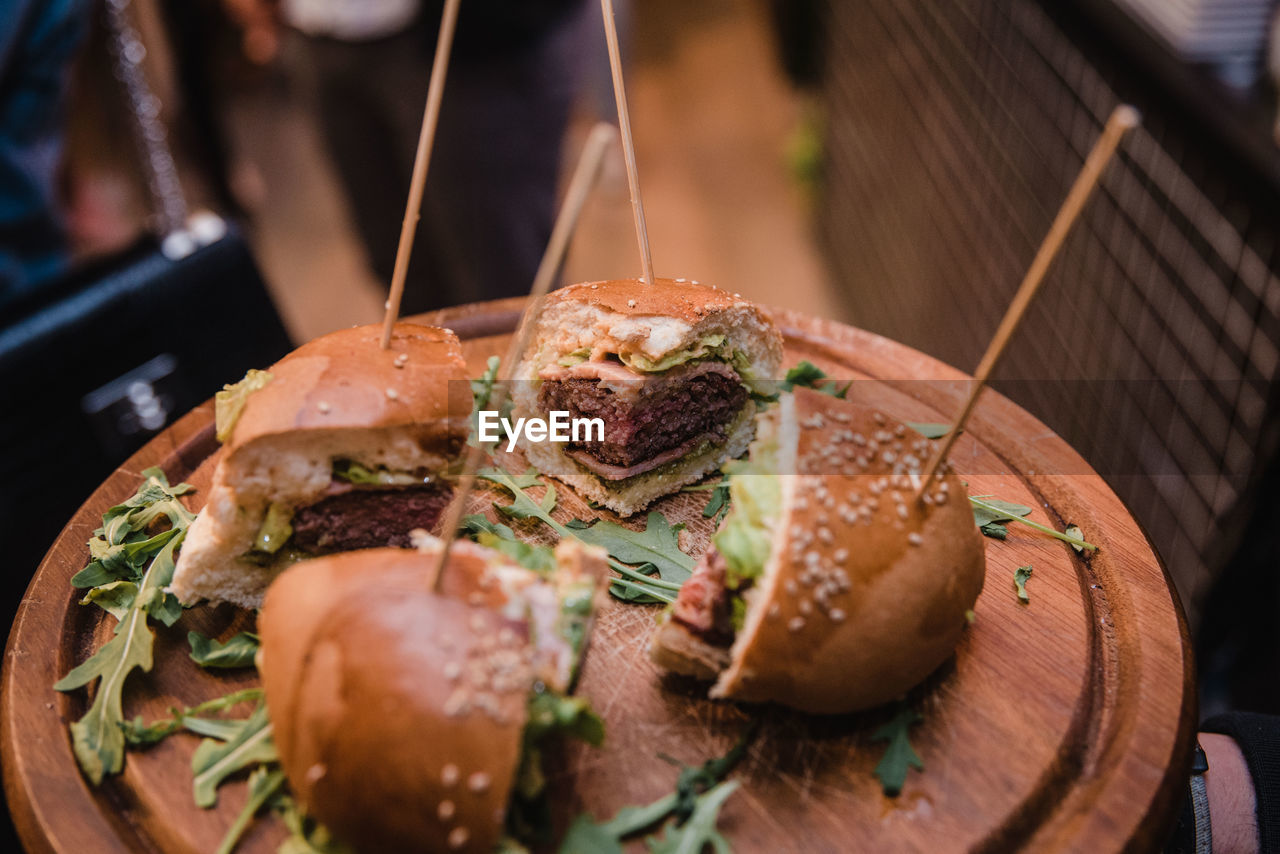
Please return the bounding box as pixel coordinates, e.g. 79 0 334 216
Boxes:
651 388 986 714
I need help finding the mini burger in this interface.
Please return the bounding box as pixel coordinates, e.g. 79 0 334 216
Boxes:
512 279 783 515
650 388 986 714
171 323 471 608
257 535 607 853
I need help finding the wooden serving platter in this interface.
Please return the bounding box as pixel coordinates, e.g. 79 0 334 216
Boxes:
2 299 1194 853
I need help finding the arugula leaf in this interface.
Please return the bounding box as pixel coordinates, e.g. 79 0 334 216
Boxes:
559 732 752 853
1014 565 1033 603
275 794 353 854
80 581 138 620
476 466 681 603
779 361 850 398
872 707 924 797
905 422 951 439
1065 525 1085 554
121 688 263 746
700 476 731 524
463 515 559 574
55 530 185 784
969 496 1097 550
189 631 260 669
567 513 693 587
471 355 501 409
644 780 738 854
215 764 287 854
481 467 559 520
559 816 625 854
192 702 277 808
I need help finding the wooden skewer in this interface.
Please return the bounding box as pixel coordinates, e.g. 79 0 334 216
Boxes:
380 0 462 349
430 122 618 591
601 0 655 286
917 105 1140 495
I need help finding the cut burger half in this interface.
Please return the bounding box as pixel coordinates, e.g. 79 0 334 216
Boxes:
257 536 608 853
650 388 986 715
512 278 783 515
171 323 472 608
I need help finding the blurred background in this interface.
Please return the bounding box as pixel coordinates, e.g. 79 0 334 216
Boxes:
2 0 1280 842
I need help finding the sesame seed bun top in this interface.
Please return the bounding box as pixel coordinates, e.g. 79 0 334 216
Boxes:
714 389 986 713
257 539 606 852
224 322 470 457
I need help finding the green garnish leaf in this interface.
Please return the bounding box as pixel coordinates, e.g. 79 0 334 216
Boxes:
472 355 501 409
189 631 260 669
643 780 738 854
700 475 731 524
215 765 287 854
463 515 559 574
779 360 849 398
559 730 752 853
481 467 558 519
275 793 353 854
215 369 273 443
1014 565 1033 603
905 422 951 439
964 609 977 625
567 513 693 588
79 581 139 620
192 702 277 808
969 496 1097 550
121 687 263 749
872 706 924 797
55 511 188 784
1065 525 1085 554
474 465 679 604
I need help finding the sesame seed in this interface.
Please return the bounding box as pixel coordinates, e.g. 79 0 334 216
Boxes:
590 284 598 289
907 532 924 546
627 299 636 307
829 608 847 622
897 505 909 520
438 800 456 820
784 579 799 595
468 772 491 793
317 401 331 413
799 599 813 615
767 602 781 618
874 412 886 424
441 764 460 786
305 763 326 784
386 388 399 400
449 827 470 849
833 548 849 563
443 661 462 681
788 616 806 632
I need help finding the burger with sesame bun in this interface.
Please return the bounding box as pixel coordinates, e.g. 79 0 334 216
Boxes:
171 323 472 609
649 387 986 715
256 535 609 853
511 278 783 516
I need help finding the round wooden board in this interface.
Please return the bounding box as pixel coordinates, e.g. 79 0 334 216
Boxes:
2 298 1194 854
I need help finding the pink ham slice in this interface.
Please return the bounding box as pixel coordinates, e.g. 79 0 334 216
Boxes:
565 431 718 480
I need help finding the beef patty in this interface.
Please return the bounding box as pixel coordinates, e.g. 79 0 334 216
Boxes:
538 365 748 470
671 548 737 646
291 482 453 553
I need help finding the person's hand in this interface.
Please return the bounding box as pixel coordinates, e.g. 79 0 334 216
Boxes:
221 0 281 65
1202 733 1260 854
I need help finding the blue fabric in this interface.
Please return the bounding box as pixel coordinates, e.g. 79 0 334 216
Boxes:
0 0 89 307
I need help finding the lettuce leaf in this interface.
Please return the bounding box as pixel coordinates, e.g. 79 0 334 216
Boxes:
214 369 272 443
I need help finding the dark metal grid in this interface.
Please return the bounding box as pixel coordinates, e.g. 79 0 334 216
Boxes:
819 0 1280 622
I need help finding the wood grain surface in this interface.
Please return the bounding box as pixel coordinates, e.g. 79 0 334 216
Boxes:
2 299 1194 853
